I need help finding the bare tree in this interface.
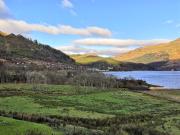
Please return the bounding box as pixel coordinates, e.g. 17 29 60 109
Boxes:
26 71 47 91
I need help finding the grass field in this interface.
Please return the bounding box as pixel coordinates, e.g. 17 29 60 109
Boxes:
0 116 63 135
0 83 180 135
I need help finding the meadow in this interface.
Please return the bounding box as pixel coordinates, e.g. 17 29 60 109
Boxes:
0 116 63 135
0 83 179 135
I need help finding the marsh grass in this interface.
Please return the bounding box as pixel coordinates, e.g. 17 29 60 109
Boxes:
0 84 179 135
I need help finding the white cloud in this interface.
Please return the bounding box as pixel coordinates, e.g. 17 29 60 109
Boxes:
73 38 171 47
61 0 77 16
0 19 112 37
62 0 73 8
57 45 133 56
164 20 174 24
164 20 180 28
58 45 91 54
0 0 10 18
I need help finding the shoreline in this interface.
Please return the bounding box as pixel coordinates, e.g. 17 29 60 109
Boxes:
142 88 180 103
150 86 180 91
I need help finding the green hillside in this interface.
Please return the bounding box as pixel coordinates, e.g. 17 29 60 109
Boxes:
71 54 119 65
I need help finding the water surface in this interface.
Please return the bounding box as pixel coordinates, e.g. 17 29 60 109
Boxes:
104 71 180 89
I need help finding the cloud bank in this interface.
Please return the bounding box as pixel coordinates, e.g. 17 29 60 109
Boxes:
58 45 133 56
74 38 171 47
0 19 112 37
57 38 171 56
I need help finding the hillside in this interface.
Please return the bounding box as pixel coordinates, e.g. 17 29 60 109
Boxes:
114 38 180 64
70 54 153 71
0 32 74 64
71 54 119 65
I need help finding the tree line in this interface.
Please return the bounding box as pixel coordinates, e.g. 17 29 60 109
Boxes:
0 69 150 90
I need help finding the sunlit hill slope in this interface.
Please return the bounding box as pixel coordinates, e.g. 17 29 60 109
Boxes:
71 54 119 65
114 38 180 64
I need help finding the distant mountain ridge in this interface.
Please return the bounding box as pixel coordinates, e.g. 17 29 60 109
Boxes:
71 38 180 70
114 38 180 64
70 54 154 71
0 32 74 64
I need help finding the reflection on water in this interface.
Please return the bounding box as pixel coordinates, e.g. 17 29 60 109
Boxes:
104 71 180 89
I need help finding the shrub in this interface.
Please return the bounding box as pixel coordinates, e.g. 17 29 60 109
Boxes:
0 67 150 90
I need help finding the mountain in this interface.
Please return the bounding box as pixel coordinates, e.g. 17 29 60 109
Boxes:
71 54 119 65
70 54 153 71
114 38 180 64
0 32 74 64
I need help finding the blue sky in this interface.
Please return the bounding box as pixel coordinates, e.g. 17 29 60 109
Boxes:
0 0 180 56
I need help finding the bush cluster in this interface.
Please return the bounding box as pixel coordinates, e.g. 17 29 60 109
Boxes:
0 67 149 90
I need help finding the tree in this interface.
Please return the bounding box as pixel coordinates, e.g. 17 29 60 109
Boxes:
26 71 47 91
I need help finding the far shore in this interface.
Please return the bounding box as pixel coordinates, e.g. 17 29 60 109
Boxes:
142 88 180 103
150 86 180 91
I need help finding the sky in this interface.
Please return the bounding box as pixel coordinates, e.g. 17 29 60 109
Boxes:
0 0 180 57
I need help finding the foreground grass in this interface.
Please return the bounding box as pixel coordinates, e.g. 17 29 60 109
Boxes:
0 83 180 135
0 116 63 135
